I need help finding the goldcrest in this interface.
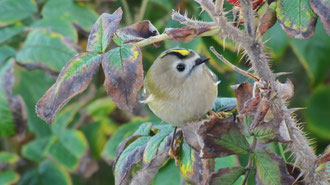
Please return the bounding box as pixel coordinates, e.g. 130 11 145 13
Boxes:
142 48 219 127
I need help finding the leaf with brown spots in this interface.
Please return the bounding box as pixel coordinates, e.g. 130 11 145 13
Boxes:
310 0 330 35
207 167 246 185
36 52 102 123
115 20 160 47
197 114 250 158
176 140 205 185
86 8 123 53
166 26 211 42
0 59 27 137
102 44 143 111
183 113 249 158
234 81 291 143
276 0 317 39
316 145 330 171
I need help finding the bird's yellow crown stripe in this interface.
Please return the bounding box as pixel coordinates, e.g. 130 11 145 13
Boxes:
160 49 190 58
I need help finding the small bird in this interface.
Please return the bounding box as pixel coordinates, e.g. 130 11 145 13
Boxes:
142 48 219 127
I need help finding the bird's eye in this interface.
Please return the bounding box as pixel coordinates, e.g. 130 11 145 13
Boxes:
176 64 185 72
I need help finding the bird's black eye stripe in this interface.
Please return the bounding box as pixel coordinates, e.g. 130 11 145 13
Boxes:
176 64 185 72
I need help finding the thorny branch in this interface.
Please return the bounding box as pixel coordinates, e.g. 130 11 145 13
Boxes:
131 0 327 183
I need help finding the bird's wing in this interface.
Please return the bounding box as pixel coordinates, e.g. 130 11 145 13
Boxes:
208 68 221 86
139 87 154 104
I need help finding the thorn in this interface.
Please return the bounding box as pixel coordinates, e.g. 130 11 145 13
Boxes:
274 72 293 78
292 171 304 184
222 38 226 51
237 44 241 55
184 10 188 17
292 156 300 173
263 37 272 45
288 107 306 113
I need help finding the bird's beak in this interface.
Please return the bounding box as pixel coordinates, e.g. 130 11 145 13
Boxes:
195 57 210 66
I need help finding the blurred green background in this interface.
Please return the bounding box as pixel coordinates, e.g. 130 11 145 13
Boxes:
0 0 329 184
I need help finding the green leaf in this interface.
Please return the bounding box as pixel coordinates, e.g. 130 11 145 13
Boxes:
149 0 174 10
0 152 19 164
207 167 246 185
306 85 330 140
114 136 150 185
211 97 237 113
0 170 19 185
36 52 101 123
0 23 24 44
48 129 87 171
0 0 37 27
102 44 143 111
215 155 239 170
31 18 78 43
13 66 55 137
16 30 78 72
18 160 71 185
42 0 98 31
133 122 152 135
86 8 123 53
51 101 86 133
276 0 317 39
253 150 294 185
177 140 203 184
22 137 53 162
86 97 116 119
102 119 147 161
82 122 109 158
143 125 173 164
0 45 15 64
152 160 181 185
290 22 330 85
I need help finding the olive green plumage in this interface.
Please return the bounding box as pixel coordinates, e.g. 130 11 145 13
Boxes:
143 48 219 127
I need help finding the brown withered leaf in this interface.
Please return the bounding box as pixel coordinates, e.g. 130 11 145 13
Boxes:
316 145 330 172
182 121 202 151
235 82 253 112
235 81 291 143
102 44 143 111
207 167 246 185
259 3 277 35
0 59 27 137
115 20 160 47
36 52 101 123
86 8 123 53
197 114 249 158
166 26 211 43
310 0 330 36
276 79 294 100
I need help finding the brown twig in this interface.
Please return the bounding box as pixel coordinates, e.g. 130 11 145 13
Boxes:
210 46 260 81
